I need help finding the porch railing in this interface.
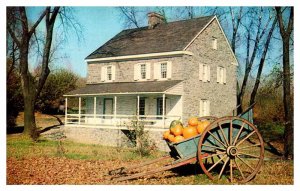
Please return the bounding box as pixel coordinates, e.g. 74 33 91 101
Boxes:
65 114 181 129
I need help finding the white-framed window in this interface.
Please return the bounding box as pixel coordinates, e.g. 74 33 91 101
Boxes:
107 66 112 81
140 64 146 79
134 63 151 81
161 63 167 78
217 66 226 84
154 61 172 80
101 65 115 82
199 63 210 82
212 37 218 50
199 99 210 117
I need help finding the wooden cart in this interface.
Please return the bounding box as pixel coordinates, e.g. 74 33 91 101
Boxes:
109 105 264 183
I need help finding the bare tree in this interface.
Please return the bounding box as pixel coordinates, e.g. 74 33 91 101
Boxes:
7 7 60 140
250 16 277 106
237 8 273 112
275 7 294 159
118 7 142 28
229 7 243 54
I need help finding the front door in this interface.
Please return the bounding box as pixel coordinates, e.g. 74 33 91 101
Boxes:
103 98 113 118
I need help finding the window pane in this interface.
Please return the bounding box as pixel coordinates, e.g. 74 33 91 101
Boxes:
161 63 167 78
107 66 112 80
140 64 146 79
139 99 145 115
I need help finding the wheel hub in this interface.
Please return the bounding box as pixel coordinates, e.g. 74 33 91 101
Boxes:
227 146 238 157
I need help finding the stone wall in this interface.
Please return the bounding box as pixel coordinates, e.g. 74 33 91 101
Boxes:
63 126 170 151
181 19 237 122
86 56 185 84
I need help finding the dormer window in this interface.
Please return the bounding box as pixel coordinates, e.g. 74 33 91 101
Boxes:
212 37 217 50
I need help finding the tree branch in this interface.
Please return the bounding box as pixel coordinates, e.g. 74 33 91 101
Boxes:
28 8 48 36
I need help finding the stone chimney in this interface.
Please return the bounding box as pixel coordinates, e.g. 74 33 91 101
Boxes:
147 12 166 29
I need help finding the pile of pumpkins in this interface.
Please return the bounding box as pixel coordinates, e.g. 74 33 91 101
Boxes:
163 117 211 143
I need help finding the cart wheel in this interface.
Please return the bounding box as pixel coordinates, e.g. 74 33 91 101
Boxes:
197 116 264 183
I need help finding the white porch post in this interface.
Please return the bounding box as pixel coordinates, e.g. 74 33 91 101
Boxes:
114 96 117 127
93 97 97 119
137 95 140 121
78 97 81 125
65 97 68 125
163 94 166 128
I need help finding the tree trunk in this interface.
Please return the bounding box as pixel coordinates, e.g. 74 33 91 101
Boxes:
250 18 277 106
275 7 294 159
282 37 293 159
19 43 39 140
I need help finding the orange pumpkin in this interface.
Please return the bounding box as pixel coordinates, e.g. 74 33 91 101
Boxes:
174 135 185 143
197 120 211 134
188 117 198 126
171 124 184 136
163 130 171 140
167 134 175 142
183 126 198 139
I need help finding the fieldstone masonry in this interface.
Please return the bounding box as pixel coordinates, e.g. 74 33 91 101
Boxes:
66 18 237 151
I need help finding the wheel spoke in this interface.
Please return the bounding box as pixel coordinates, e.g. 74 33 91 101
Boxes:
230 158 233 182
218 156 229 179
207 131 227 148
237 155 255 171
236 131 256 147
238 152 260 159
201 152 226 159
218 123 229 146
202 143 226 150
208 154 227 172
233 122 245 145
234 158 245 180
238 143 261 150
229 120 233 145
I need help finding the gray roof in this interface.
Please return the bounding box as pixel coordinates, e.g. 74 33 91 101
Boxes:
86 16 214 59
65 80 183 96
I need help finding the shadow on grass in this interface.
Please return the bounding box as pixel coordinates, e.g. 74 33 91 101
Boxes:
7 126 24 134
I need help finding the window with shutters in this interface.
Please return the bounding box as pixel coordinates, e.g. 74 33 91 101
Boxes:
101 65 115 82
217 66 226 84
154 61 172 80
199 63 210 82
134 63 150 81
199 99 210 116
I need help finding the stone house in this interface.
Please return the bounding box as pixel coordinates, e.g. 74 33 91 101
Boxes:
63 13 238 150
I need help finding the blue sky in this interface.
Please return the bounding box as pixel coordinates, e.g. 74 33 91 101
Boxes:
27 7 124 77
61 7 123 77
25 6 293 79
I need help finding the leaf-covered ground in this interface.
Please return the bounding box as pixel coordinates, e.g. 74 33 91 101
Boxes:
7 155 293 185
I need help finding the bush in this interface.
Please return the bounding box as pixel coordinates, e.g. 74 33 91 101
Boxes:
7 59 23 128
36 68 80 114
125 117 156 157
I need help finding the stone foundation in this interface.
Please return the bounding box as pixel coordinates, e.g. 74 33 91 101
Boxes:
62 126 170 152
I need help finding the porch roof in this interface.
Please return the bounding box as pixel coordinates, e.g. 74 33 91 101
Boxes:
64 80 183 96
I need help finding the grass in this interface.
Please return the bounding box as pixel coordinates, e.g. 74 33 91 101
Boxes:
7 134 164 161
258 122 285 142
